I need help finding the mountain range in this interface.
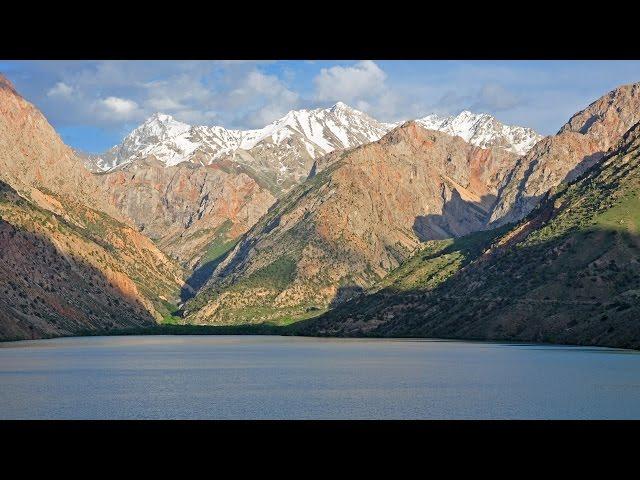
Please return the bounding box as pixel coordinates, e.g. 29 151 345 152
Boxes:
1 71 639 349
86 104 541 174
84 100 543 272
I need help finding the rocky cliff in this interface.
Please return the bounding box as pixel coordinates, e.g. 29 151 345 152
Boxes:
489 82 640 227
184 122 518 324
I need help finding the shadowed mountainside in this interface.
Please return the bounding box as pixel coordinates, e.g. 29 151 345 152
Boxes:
182 122 519 325
296 121 640 349
0 181 159 340
0 74 185 340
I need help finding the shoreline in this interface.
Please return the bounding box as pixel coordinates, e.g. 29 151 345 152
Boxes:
2 324 638 352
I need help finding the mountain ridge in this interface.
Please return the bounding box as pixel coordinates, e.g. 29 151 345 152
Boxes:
298 120 640 349
0 73 185 340
87 104 543 175
489 82 640 227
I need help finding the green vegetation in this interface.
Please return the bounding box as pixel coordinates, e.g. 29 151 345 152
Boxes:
77 323 293 337
239 256 297 291
157 300 182 324
199 220 236 265
375 227 511 293
300 132 640 350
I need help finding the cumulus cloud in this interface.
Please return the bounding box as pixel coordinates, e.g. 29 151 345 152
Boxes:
314 60 387 103
47 82 74 98
232 71 300 127
141 74 221 124
310 61 417 122
100 97 138 119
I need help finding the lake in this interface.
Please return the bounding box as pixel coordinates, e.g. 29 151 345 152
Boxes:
1 335 639 419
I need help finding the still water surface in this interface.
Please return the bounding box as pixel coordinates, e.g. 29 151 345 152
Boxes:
1 335 639 419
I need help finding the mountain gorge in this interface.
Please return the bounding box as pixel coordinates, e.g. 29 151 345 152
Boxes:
86 104 395 269
182 81 640 340
86 103 542 271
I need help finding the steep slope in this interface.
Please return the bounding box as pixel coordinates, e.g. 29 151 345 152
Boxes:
95 157 276 267
302 122 640 350
0 74 184 340
183 122 518 325
417 110 543 155
0 75 125 223
489 82 640 227
0 182 159 340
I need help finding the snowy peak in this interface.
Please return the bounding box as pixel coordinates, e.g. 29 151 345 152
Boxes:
329 101 352 113
96 103 392 172
92 104 542 173
132 113 190 140
417 111 543 155
237 102 390 156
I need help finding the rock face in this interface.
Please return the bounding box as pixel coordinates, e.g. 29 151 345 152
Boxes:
0 75 124 223
95 158 276 266
489 82 640 227
184 122 518 325
303 121 640 350
0 74 184 340
417 110 543 155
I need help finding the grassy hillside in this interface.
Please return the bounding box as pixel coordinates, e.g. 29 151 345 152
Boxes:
299 124 640 349
0 181 184 340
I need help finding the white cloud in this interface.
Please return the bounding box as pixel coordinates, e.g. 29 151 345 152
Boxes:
96 96 140 120
311 61 410 122
472 83 523 112
314 60 387 103
232 71 300 127
47 82 73 98
146 96 183 112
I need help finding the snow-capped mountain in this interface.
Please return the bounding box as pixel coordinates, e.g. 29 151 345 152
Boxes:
417 111 543 155
88 105 543 188
93 103 392 173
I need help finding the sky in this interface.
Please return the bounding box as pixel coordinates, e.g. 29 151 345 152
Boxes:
2 60 640 153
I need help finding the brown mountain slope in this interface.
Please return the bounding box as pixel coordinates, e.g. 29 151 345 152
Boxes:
489 82 640 227
0 74 184 339
95 157 276 267
300 122 640 350
183 122 518 325
0 182 162 340
0 75 125 222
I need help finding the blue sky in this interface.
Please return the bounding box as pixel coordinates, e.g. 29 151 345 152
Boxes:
2 60 640 153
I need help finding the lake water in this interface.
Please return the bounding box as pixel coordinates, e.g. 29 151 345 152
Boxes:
1 335 639 419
